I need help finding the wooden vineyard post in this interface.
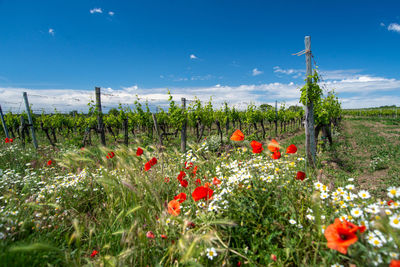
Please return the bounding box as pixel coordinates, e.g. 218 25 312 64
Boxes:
95 87 106 146
181 97 187 153
152 113 163 148
304 36 316 165
274 100 278 137
123 118 129 146
0 105 10 139
23 92 38 149
20 116 26 147
225 102 229 135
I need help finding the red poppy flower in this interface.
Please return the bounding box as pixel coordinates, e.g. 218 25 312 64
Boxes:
150 157 157 166
324 218 365 254
144 162 151 171
47 160 52 166
388 200 394 206
4 138 9 143
180 179 188 188
213 177 221 185
192 166 198 177
187 221 196 228
164 177 170 183
184 161 193 169
168 200 181 216
146 231 155 239
107 152 115 159
174 192 187 203
286 144 297 154
267 139 281 152
177 171 186 182
296 171 306 181
270 254 277 261
390 260 400 267
161 234 167 239
271 151 281 160
9 138 13 143
90 250 99 258
250 140 264 153
192 186 213 201
230 129 245 141
136 147 144 156
195 178 201 185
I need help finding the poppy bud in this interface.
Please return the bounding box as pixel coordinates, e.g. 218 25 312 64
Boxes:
146 231 155 239
90 250 99 258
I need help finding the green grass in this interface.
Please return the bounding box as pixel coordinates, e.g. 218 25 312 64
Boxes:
1 119 400 266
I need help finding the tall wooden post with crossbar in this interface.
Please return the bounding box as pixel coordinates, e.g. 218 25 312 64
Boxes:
304 36 316 165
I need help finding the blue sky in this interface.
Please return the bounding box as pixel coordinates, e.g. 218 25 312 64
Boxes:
1 0 400 112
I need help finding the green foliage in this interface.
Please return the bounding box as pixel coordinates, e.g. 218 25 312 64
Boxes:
300 71 323 106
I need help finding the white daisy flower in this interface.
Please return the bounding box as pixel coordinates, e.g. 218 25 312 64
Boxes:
388 187 400 198
389 252 399 258
339 214 348 221
366 204 380 214
314 182 323 190
350 208 363 218
306 214 315 221
289 219 296 225
389 214 400 229
369 238 383 248
320 192 329 200
206 247 217 260
358 190 371 199
345 184 355 190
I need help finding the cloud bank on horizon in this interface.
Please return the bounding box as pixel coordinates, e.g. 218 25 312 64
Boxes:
2 67 400 113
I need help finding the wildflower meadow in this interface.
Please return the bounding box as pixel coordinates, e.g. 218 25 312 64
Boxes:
1 117 400 267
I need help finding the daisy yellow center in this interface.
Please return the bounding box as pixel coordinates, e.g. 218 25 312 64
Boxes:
355 210 359 214
374 240 380 245
209 251 214 256
394 219 399 225
362 194 366 197
390 189 396 195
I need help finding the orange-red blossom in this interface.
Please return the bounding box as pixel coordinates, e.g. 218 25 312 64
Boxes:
324 218 366 254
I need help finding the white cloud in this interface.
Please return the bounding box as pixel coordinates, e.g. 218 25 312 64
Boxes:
380 22 385 27
108 11 115 16
325 75 400 93
252 68 263 76
190 54 198 60
48 28 55 36
90 8 103 14
341 95 400 109
2 71 400 112
190 74 213 81
388 23 400 33
273 66 365 80
273 66 303 78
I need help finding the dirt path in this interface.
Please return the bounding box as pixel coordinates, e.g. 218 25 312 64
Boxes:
326 119 399 194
